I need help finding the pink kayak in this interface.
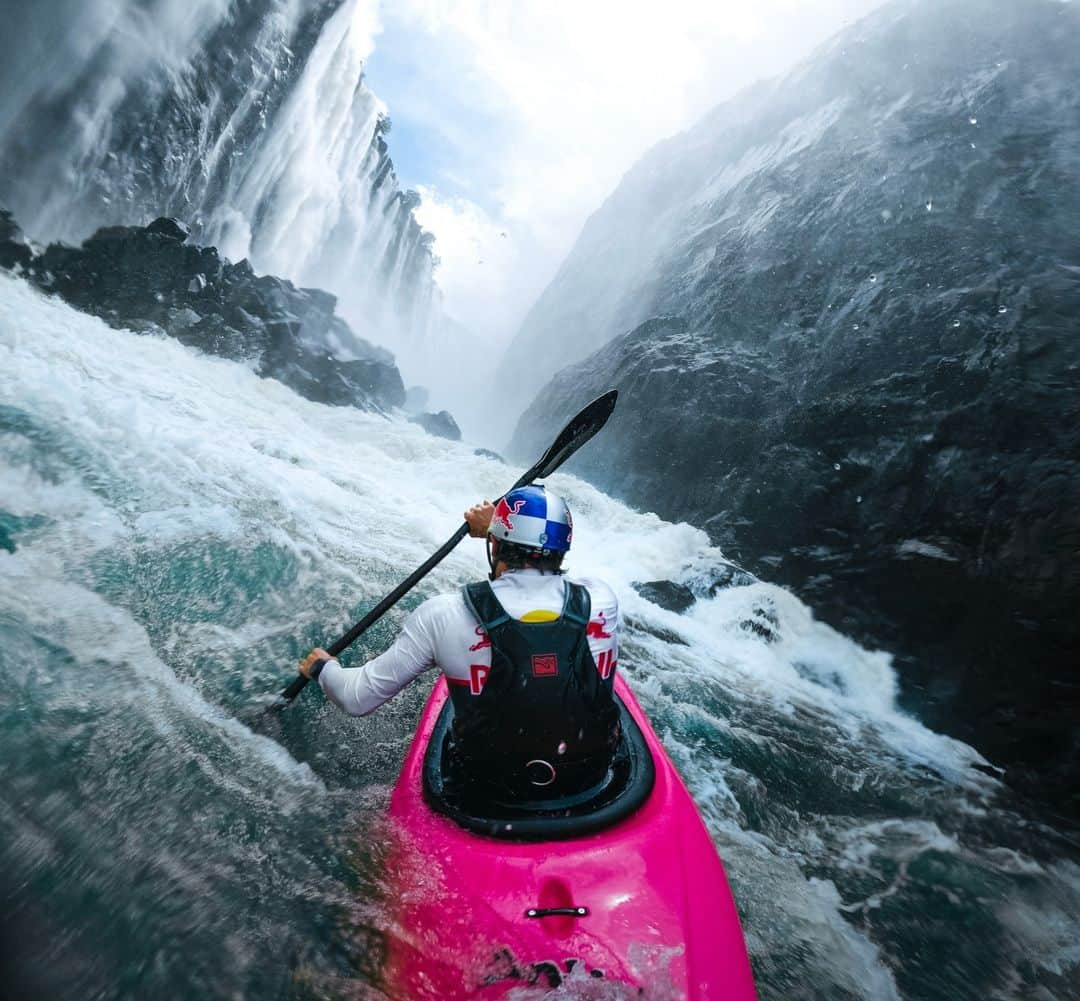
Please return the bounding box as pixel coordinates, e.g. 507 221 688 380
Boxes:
380 674 756 998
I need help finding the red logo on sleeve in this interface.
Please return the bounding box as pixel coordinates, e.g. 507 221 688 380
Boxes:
596 650 616 680
586 611 612 639
468 626 491 651
531 654 558 677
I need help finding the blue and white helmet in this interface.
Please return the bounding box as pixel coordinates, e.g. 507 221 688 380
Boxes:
489 485 573 553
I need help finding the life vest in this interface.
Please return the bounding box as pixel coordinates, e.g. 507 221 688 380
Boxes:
447 579 619 802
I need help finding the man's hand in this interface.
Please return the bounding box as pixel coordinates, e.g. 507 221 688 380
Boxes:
465 500 495 538
299 647 332 678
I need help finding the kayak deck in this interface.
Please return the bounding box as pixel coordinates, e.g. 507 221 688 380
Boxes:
381 674 756 999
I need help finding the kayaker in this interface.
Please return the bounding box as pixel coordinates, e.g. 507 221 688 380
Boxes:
298 485 621 804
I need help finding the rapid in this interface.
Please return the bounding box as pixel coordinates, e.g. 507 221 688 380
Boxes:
2 273 1077 1000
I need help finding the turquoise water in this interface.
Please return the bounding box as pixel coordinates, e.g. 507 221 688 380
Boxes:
1 275 1078 999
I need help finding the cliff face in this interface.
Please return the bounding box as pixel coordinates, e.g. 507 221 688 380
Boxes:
0 0 438 351
509 0 1080 811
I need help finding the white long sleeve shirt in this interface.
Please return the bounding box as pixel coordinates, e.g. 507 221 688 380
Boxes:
318 568 619 716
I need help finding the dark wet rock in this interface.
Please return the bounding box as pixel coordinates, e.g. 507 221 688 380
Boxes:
623 614 689 648
2 212 404 413
145 217 190 242
261 342 406 411
698 560 758 594
0 208 32 270
473 448 506 464
410 410 462 441
509 0 1080 813
632 580 696 614
740 602 780 644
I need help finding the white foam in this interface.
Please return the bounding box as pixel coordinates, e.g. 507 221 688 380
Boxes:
4 274 1075 991
0 270 998 784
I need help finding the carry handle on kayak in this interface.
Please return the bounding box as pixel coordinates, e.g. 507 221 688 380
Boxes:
273 390 618 708
525 906 589 918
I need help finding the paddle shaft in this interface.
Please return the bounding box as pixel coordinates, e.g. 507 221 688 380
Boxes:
279 522 469 703
279 463 555 702
274 390 618 707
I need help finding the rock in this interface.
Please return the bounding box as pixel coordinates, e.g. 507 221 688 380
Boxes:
700 561 758 593
1 208 405 413
410 410 462 441
146 217 190 242
632 580 696 614
507 0 1080 813
623 614 689 647
473 448 505 464
0 207 32 270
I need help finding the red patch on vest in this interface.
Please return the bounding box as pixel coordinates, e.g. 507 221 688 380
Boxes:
531 653 558 678
469 664 490 695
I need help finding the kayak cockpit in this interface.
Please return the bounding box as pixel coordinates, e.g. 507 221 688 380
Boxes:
422 695 656 841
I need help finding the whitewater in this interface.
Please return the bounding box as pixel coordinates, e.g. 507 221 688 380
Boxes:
1 272 1077 1000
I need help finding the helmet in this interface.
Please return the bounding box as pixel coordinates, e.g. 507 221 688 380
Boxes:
489 485 572 553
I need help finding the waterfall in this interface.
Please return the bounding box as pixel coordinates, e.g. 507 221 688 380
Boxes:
0 0 441 365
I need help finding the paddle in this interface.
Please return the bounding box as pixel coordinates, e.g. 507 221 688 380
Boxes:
272 390 619 709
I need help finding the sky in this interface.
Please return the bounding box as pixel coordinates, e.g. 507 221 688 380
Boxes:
363 0 885 346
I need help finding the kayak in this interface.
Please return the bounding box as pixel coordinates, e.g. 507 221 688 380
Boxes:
380 673 757 998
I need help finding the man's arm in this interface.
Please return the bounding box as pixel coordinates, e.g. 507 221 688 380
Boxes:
298 599 444 716
297 500 493 713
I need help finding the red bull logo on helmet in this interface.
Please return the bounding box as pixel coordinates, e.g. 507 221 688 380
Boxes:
492 496 526 533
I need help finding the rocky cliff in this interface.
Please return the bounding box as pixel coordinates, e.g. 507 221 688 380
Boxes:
510 0 1080 812
2 209 404 413
0 0 438 350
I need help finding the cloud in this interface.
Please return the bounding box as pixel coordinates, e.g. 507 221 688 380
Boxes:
371 0 884 342
411 184 524 342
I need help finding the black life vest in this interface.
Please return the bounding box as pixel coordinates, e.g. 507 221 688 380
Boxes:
446 579 619 801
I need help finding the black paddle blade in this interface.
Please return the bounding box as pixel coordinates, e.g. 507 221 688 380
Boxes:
518 390 618 485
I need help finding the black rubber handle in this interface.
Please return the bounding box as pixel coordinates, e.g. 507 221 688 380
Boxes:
525 906 589 918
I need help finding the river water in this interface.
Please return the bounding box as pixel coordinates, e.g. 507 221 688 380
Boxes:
1 273 1077 1000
